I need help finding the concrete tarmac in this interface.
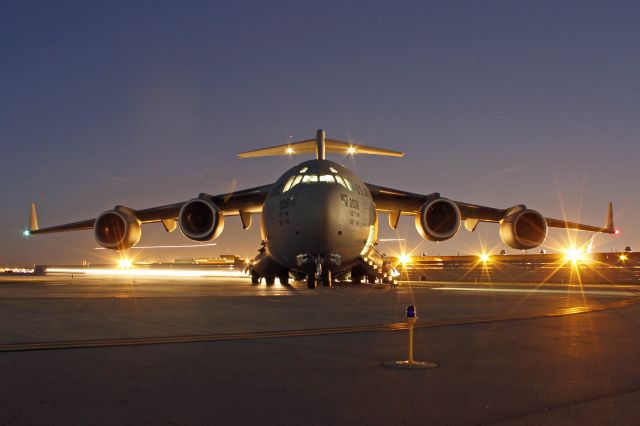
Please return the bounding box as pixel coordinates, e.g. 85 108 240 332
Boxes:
1 275 640 425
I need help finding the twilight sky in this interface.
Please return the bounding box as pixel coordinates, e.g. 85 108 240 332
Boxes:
1 1 639 266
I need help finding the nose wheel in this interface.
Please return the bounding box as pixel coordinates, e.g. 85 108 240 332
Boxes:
307 265 332 289
321 269 332 288
307 273 316 289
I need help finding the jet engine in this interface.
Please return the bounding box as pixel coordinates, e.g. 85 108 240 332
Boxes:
94 207 141 250
499 207 548 250
415 198 461 242
179 196 224 241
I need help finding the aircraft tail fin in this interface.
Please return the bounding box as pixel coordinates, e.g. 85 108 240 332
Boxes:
238 129 404 159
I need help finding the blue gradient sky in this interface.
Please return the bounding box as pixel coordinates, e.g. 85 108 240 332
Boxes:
2 1 639 265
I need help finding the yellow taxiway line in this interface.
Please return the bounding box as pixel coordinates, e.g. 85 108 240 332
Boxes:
1 296 639 353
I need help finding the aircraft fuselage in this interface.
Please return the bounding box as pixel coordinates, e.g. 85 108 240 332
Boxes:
261 159 377 274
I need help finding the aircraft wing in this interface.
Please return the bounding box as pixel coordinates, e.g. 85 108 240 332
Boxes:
366 183 616 234
28 184 274 235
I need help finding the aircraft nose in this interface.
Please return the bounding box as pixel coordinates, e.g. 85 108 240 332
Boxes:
295 185 341 253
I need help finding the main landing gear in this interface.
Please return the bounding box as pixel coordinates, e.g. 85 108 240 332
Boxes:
251 270 289 286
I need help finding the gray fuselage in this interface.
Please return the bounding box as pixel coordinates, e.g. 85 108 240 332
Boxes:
261 159 378 273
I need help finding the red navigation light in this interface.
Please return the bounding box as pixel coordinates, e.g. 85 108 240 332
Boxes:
615 229 621 235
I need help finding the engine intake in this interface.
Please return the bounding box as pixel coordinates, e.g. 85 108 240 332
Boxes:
179 196 224 241
499 208 548 250
94 207 141 250
415 198 461 242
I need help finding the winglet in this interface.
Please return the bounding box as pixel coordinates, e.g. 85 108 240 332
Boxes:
29 203 39 232
605 202 615 234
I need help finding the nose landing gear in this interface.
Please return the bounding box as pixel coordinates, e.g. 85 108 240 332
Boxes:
300 255 335 289
321 269 332 288
308 262 332 288
306 272 316 289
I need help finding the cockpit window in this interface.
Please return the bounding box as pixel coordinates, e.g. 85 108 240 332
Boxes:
282 170 355 193
343 177 353 191
283 175 295 192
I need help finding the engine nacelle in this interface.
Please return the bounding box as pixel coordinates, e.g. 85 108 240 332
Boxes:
179 196 224 241
94 207 141 250
499 208 548 250
415 198 461 242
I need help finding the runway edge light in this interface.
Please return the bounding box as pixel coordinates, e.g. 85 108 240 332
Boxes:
407 304 416 318
382 305 438 370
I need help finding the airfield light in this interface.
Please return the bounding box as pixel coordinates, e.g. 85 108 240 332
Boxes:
286 147 294 154
347 146 357 154
382 304 437 369
118 258 133 269
479 253 490 263
399 254 411 264
620 254 628 261
406 304 416 319
564 246 585 264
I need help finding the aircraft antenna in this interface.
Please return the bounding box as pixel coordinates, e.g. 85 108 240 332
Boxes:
316 129 326 160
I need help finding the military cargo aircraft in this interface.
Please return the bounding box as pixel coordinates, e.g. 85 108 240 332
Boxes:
26 129 616 288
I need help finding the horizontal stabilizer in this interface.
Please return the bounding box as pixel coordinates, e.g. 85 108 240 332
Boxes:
238 130 403 159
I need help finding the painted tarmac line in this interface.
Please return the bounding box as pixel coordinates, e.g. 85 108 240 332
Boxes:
431 287 638 297
1 296 639 353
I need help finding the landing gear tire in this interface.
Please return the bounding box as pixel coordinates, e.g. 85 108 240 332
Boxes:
265 275 275 286
278 272 289 286
307 273 316 289
366 275 377 284
321 270 333 288
351 271 362 285
251 272 261 285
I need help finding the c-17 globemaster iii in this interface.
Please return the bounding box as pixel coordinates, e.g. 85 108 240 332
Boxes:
26 129 617 288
